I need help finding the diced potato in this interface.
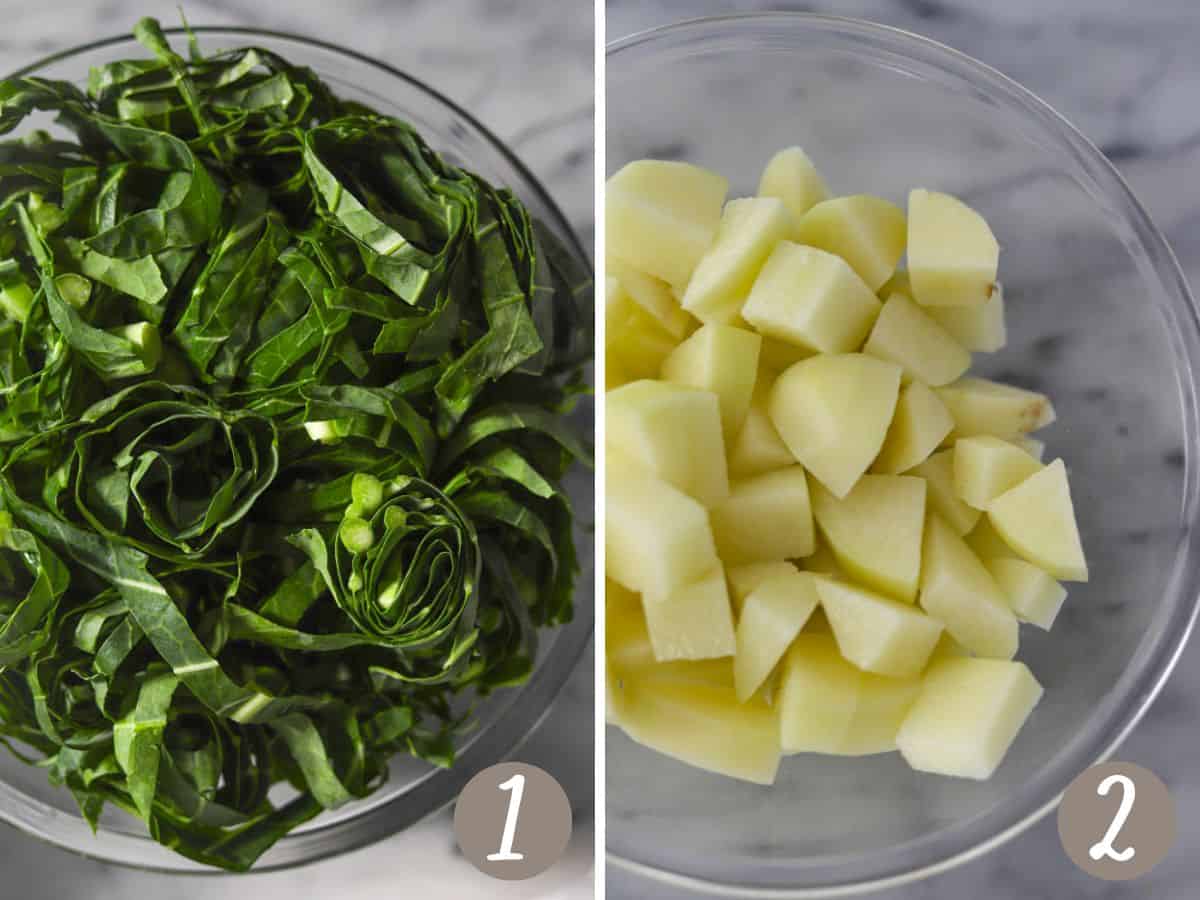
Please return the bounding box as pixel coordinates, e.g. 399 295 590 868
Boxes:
607 579 654 671
1012 436 1046 461
606 160 728 288
799 537 845 579
927 283 1007 352
778 634 861 754
803 606 834 634
813 576 943 678
874 381 954 474
927 632 970 665
793 195 906 291
811 474 926 603
681 197 792 324
606 355 633 391
643 567 736 662
897 658 1043 780
987 459 1088 581
726 560 799 615
907 189 999 308
742 243 882 354
919 515 1018 659
936 377 1056 439
877 267 911 300
768 354 902 497
912 449 981 535
863 292 971 387
953 435 1043 510
607 380 729 507
607 666 629 724
609 261 694 340
965 517 1018 560
734 569 820 701
711 466 815 563
758 336 814 371
757 146 829 226
728 377 795 478
661 323 761 442
618 679 781 784
606 454 719 597
838 672 922 756
986 557 1068 630
606 277 677 381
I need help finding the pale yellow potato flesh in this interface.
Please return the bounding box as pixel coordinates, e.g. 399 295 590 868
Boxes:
726 560 800 615
742 242 882 354
987 459 1088 581
728 376 796 478
927 283 1007 352
986 557 1068 630
643 566 736 662
768 353 902 497
911 449 981 535
810 474 926 603
799 537 847 579
965 516 1019 560
837 671 922 756
757 146 829 227
711 466 815 563
814 576 943 678
605 277 677 383
609 260 695 340
734 569 820 701
778 634 862 754
897 658 1043 780
936 377 1056 439
907 189 999 308
863 292 971 386
873 380 954 474
606 160 728 288
792 194 907 291
953 435 1043 510
661 323 762 442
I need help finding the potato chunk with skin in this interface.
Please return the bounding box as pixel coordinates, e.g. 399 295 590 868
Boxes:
814 576 943 678
953 435 1043 510
742 243 882 354
661 323 761 442
768 354 902 497
729 376 795 478
734 569 819 701
936 377 1056 440
811 474 926 603
643 567 736 662
987 459 1088 581
838 672 922 756
681 197 792 324
778 634 861 754
609 261 694 340
927 283 1007 352
912 449 981 535
863 292 971 387
907 189 999 308
606 160 728 288
726 560 799 615
607 380 729 507
711 466 815 563
986 557 1068 629
757 146 829 226
919 514 1018 659
897 658 1043 780
874 381 954 474
605 454 719 597
793 194 906 291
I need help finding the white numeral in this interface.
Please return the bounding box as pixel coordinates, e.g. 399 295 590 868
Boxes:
1089 773 1137 863
487 773 526 862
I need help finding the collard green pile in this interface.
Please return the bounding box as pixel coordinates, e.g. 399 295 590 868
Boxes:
0 18 591 870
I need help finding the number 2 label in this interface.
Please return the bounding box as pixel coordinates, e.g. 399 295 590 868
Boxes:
1089 773 1137 863
487 773 527 862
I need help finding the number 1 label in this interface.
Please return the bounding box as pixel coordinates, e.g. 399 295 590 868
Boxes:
487 773 527 862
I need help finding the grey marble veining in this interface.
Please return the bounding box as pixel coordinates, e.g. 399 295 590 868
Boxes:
0 2 594 899
607 2 1200 899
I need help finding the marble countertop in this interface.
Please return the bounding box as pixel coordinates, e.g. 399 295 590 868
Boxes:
608 2 1200 899
0 2 594 899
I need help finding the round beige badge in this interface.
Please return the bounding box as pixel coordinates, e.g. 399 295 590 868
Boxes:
1057 761 1176 881
453 761 573 880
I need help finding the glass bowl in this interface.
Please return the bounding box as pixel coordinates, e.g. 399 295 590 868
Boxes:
606 13 1200 897
0 27 594 873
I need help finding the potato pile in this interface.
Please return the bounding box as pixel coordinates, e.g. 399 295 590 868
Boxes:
605 148 1087 784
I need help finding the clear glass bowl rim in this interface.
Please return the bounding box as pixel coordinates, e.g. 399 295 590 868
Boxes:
0 25 593 874
606 12 1200 897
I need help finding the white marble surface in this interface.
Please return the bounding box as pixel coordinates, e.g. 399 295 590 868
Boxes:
0 2 594 898
607 1 1200 898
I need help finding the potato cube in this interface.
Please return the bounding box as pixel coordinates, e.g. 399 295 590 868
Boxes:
768 353 902 497
919 515 1018 659
965 517 1018 560
838 672 922 756
711 466 815 563
757 146 829 225
912 449 981 535
936 377 1056 440
742 242 882 354
793 194 906 291
1012 435 1046 461
986 557 1068 630
813 576 943 678
927 283 1007 352
778 634 862 754
606 160 728 288
863 292 971 386
874 381 954 474
728 376 796 478
681 197 792 324
661 323 761 442
734 569 820 701
799 537 846 579
897 658 1043 780
953 435 1043 510
606 277 677 381
726 560 799 615
907 189 999 308
606 578 654 672
643 567 736 662
811 474 926 603
607 380 729 507
610 261 694 340
987 459 1088 581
